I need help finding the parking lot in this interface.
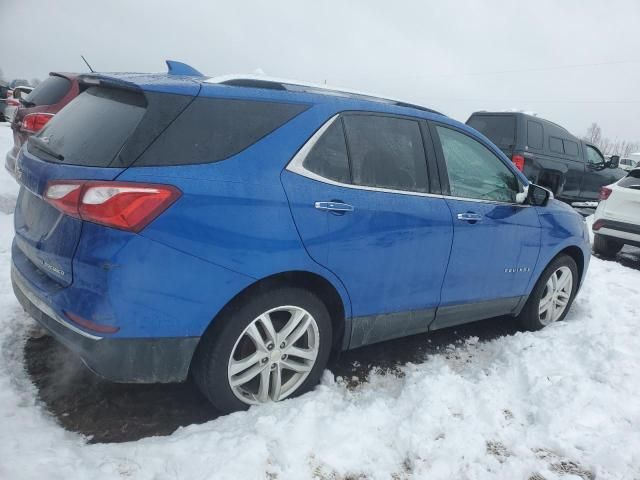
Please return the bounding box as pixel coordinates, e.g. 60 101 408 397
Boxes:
1 122 639 479
20 240 640 445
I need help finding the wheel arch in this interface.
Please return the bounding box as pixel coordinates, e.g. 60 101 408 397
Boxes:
529 244 585 296
558 245 585 287
193 270 349 365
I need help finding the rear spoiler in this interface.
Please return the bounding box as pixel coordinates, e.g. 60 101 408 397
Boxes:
77 60 203 95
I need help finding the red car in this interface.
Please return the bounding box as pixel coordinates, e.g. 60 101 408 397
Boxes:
5 73 80 178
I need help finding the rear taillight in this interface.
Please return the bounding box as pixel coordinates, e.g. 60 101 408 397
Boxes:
22 113 54 133
44 181 181 232
599 186 612 200
512 154 525 172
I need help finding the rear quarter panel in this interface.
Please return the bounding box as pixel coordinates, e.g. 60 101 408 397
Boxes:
116 103 353 325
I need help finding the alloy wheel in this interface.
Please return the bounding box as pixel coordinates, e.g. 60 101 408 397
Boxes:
538 266 573 325
227 305 320 405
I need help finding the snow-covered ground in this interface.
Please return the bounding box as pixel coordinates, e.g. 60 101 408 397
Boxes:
0 123 639 480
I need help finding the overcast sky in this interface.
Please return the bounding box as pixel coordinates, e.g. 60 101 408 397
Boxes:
1 0 639 140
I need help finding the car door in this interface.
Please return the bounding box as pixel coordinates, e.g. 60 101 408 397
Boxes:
282 113 453 347
581 143 621 200
428 122 541 329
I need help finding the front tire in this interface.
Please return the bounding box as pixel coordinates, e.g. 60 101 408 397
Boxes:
518 254 578 331
193 287 332 413
592 233 623 258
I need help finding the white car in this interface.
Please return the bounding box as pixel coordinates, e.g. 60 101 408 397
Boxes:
3 85 33 123
619 157 638 171
592 167 640 256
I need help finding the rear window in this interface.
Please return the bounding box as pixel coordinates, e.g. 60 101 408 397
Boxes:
466 115 515 148
619 169 640 188
25 75 71 106
28 86 146 167
134 97 308 166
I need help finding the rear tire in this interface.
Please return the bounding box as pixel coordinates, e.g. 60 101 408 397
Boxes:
518 254 578 331
592 233 623 258
193 286 332 414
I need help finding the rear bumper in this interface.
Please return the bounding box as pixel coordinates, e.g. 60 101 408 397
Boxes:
12 265 199 383
593 218 640 248
5 147 17 179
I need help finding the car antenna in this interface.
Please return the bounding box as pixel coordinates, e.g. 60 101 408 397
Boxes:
81 55 95 73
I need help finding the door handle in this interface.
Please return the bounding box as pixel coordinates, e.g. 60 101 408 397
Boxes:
315 201 354 213
456 212 482 222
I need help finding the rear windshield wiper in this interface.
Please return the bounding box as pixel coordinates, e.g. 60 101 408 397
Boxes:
28 136 64 161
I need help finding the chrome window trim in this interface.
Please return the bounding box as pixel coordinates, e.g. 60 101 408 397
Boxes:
285 114 531 207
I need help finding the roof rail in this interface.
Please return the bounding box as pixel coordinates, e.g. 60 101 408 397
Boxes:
166 60 203 77
205 74 443 115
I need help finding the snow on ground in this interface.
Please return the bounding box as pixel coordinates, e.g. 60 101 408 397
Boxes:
0 125 639 480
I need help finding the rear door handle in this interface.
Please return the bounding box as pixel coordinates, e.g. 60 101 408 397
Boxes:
456 212 483 222
315 201 354 213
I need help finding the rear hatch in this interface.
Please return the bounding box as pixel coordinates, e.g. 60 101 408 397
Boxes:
13 80 195 287
466 113 516 158
605 170 640 224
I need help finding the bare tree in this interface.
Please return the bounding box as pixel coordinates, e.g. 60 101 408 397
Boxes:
585 122 602 145
583 122 639 157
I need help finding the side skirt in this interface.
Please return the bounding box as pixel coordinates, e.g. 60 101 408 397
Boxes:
429 296 527 331
347 296 528 349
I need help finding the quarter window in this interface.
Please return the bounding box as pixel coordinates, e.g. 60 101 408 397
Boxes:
563 140 578 156
549 136 564 154
436 126 519 203
342 115 428 193
527 121 543 149
302 119 350 184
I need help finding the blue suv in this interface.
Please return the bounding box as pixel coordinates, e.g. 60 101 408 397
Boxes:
10 61 590 413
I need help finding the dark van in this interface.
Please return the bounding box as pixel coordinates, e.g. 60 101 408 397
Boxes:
467 112 624 203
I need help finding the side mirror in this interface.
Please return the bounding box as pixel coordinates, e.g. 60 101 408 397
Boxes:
527 183 551 206
608 155 620 169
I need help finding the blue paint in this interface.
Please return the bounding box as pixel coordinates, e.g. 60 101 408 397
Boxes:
11 72 590 355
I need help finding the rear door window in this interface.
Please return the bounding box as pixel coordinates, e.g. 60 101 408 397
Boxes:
549 136 564 154
342 114 428 193
28 86 146 166
302 119 350 184
466 115 515 148
24 76 70 106
527 120 543 149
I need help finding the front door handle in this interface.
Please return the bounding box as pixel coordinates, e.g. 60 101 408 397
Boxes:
315 201 354 213
457 212 482 223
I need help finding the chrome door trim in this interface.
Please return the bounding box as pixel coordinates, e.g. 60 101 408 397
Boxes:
285 114 532 207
